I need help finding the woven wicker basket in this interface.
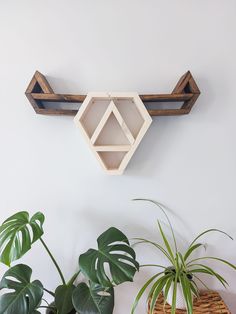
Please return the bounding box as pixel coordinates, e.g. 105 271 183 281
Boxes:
148 291 231 313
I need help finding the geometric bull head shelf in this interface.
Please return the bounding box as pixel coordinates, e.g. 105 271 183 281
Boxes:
25 71 200 174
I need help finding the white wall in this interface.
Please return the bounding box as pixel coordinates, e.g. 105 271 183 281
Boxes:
1 0 236 312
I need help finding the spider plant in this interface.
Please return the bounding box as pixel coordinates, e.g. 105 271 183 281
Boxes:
131 199 236 314
0 211 139 314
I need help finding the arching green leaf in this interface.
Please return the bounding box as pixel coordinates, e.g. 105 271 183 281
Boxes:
0 211 44 266
184 243 204 261
131 271 164 314
189 229 233 248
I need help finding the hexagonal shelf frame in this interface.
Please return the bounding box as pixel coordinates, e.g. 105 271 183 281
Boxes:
74 93 152 174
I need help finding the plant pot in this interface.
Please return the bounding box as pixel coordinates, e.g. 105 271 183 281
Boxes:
166 283 188 309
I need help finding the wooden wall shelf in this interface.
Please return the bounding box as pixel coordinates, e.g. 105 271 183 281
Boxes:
25 71 200 117
25 70 201 174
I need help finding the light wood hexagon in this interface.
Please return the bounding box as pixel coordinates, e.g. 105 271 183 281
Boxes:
74 92 152 175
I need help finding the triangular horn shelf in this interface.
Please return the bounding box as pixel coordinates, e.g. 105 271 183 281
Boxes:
25 71 200 116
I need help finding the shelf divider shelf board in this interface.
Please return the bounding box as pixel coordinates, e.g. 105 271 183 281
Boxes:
25 71 200 116
74 93 152 175
94 145 131 152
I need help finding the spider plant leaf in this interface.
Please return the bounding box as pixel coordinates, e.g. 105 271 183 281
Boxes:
179 276 188 311
163 276 174 305
184 243 204 261
190 268 214 275
140 264 166 269
189 263 228 288
0 211 44 266
171 274 177 314
149 276 169 314
72 282 114 314
175 252 180 271
0 264 43 314
157 222 175 264
147 274 172 301
178 252 185 268
184 274 193 313
79 227 139 287
187 256 236 271
185 275 193 313
133 238 173 263
189 281 199 297
193 275 210 290
131 272 164 314
189 229 233 248
180 274 193 314
133 199 178 253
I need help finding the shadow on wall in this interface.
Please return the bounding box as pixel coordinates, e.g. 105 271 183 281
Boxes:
126 73 221 178
125 115 184 177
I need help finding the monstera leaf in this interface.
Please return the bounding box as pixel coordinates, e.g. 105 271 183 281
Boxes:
0 211 44 266
55 284 76 314
0 264 43 314
72 282 114 314
79 227 139 287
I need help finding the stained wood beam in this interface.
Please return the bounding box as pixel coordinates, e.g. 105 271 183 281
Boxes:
31 92 193 103
25 71 200 116
30 93 86 103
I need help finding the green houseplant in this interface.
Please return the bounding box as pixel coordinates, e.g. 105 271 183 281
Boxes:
0 211 139 314
131 199 236 314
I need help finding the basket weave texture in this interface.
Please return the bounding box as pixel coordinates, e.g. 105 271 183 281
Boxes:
148 291 231 314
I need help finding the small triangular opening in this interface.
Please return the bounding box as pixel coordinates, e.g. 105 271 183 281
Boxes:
95 112 131 145
32 81 44 93
183 81 192 94
98 152 127 170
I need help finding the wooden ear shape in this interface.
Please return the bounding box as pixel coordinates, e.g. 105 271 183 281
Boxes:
25 71 54 114
26 71 53 94
172 71 201 112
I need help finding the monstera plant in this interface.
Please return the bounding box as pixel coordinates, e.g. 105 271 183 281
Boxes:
0 211 139 314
